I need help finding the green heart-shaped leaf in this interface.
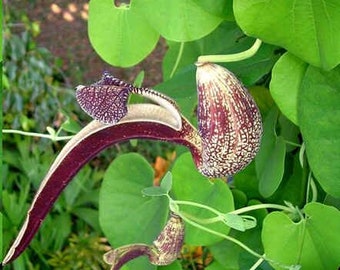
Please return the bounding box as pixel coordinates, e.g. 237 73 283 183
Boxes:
262 202 340 269
270 53 308 125
234 0 340 69
298 65 340 198
88 0 159 67
99 153 169 269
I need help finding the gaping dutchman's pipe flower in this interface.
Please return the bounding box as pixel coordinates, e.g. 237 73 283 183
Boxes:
2 63 262 266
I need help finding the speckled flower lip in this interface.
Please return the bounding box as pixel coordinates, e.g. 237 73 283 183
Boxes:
2 66 262 266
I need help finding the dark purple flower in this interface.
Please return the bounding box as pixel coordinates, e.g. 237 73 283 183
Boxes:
2 63 262 266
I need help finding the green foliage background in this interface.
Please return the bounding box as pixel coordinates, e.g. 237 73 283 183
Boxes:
2 1 340 270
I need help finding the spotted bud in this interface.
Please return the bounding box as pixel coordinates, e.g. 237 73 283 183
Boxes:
149 212 184 265
195 62 262 177
103 213 184 270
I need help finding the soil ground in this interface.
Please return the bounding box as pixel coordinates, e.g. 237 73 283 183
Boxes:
8 0 166 87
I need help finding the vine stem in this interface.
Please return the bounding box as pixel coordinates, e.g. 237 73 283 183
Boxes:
230 203 294 215
178 211 266 261
250 257 265 270
2 129 74 141
173 200 223 216
168 197 296 269
169 42 185 78
173 199 294 216
284 140 301 148
197 39 262 63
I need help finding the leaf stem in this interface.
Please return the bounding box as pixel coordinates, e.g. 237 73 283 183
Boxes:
306 172 317 203
284 140 301 148
230 203 294 215
197 39 262 63
250 257 265 270
179 211 265 260
173 199 294 216
178 211 222 224
172 199 222 216
169 42 185 78
2 129 74 141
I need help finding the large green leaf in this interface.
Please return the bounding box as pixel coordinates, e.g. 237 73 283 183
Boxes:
88 0 159 67
255 108 286 198
209 228 268 270
234 162 261 200
162 21 279 85
262 202 340 269
155 65 197 122
192 0 234 20
234 0 340 70
298 65 340 198
135 0 223 42
99 153 169 269
171 152 234 246
270 52 308 125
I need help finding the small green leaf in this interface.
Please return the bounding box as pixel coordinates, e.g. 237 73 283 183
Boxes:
60 117 82 134
142 186 168 197
262 202 340 269
142 172 172 197
256 108 286 197
298 65 340 198
133 70 145 87
223 214 245 231
223 213 256 232
46 126 56 136
160 171 172 193
234 0 340 69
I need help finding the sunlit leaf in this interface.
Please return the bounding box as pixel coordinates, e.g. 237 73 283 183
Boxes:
298 65 340 198
99 153 169 269
135 0 223 42
192 0 234 20
256 108 286 197
88 0 159 67
160 171 173 193
270 52 308 125
234 0 340 69
262 202 340 269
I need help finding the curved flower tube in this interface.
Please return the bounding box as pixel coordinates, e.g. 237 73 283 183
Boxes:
2 63 262 266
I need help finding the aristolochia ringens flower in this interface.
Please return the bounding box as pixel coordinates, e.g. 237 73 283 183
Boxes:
2 63 262 266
